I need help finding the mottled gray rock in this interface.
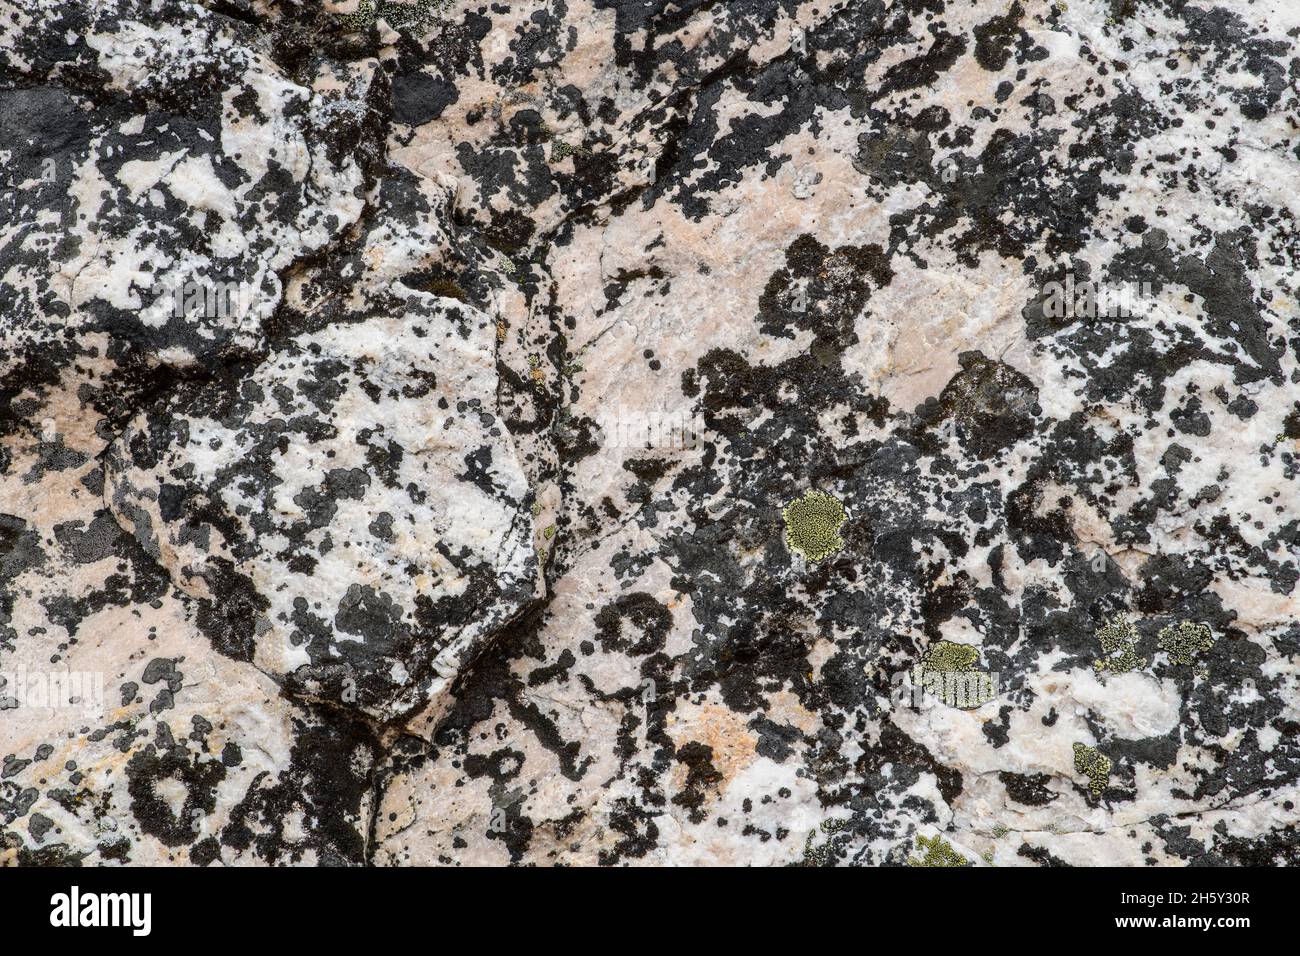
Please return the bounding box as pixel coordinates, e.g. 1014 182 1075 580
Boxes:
104 308 541 723
0 443 377 865
3 0 1299 868
0 0 377 376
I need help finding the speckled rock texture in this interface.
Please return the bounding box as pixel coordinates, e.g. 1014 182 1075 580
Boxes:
2 0 1298 866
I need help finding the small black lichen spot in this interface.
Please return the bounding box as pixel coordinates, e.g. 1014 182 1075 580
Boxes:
671 741 723 824
933 352 1038 459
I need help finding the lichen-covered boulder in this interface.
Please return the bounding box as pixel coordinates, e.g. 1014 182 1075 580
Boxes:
0 0 379 379
4 0 1300 869
104 307 542 723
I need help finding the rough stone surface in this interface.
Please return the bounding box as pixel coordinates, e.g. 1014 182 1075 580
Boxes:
2 0 1298 866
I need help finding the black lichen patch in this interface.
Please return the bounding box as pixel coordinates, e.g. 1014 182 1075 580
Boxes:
925 351 1038 460
219 711 379 866
999 771 1059 807
757 234 894 349
126 736 228 849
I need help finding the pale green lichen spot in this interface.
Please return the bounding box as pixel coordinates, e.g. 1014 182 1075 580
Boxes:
917 640 997 708
792 818 849 867
1157 620 1215 667
1096 615 1137 655
339 0 450 32
1093 615 1147 674
908 833 970 867
924 639 980 673
782 490 846 561
1073 742 1111 795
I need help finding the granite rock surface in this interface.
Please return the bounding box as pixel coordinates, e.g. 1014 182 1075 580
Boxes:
2 0 1298 866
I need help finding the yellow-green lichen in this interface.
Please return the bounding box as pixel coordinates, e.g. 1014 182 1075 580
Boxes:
916 640 997 708
782 490 846 562
1092 615 1146 674
1073 742 1111 795
550 138 593 162
339 0 449 32
792 818 848 867
924 640 980 673
1157 620 1214 670
908 833 970 867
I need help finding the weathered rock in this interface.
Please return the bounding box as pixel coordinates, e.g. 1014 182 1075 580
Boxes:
0 0 378 378
104 308 542 724
0 445 376 865
4 0 1299 868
